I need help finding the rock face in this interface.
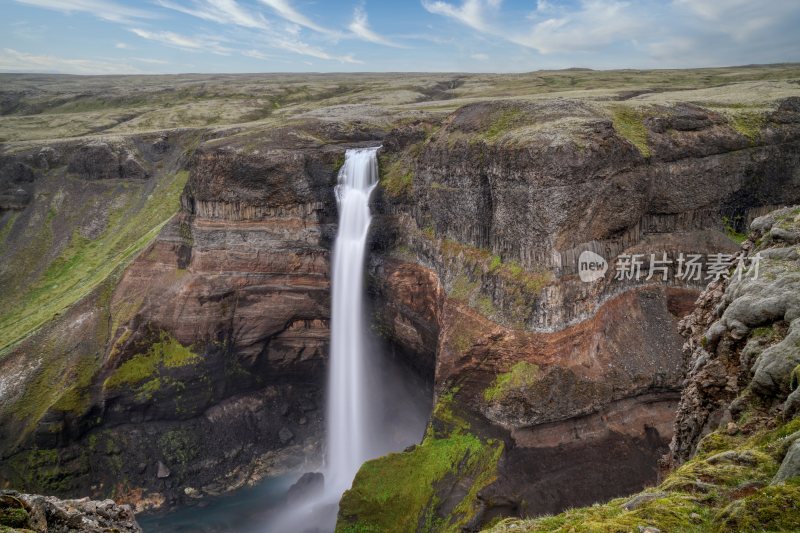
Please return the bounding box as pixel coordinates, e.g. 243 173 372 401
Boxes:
66 141 148 181
0 490 142 532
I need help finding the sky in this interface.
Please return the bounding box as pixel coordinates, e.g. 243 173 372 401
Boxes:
0 0 799 74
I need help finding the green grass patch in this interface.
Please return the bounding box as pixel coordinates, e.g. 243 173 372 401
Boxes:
104 332 200 390
483 361 540 402
484 108 522 142
611 105 651 157
449 273 479 302
715 479 800 531
379 153 414 198
730 111 766 143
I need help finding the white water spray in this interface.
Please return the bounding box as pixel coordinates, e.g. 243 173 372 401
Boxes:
326 147 379 494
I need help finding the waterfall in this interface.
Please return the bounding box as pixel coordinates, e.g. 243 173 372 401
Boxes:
266 146 428 532
326 147 379 495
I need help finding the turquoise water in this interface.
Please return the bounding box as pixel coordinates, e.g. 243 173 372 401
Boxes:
137 475 296 533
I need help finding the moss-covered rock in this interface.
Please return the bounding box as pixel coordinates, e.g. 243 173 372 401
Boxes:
0 495 30 529
104 332 200 391
337 389 503 533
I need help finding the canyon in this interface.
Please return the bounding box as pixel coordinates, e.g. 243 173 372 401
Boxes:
1 66 799 532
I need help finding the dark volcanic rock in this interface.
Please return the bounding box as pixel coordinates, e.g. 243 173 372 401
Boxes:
67 141 148 180
286 472 324 506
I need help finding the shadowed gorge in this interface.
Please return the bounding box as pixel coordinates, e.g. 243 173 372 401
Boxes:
1 65 800 533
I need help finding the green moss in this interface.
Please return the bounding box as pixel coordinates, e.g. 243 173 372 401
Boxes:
0 498 29 528
158 429 199 471
484 108 522 141
483 361 540 402
4 447 88 495
715 479 800 531
730 111 766 143
476 295 497 317
378 152 415 198
789 364 800 392
429 387 470 437
104 332 200 391
338 432 502 533
751 325 775 339
450 273 479 302
722 215 747 243
611 106 651 158
178 220 194 245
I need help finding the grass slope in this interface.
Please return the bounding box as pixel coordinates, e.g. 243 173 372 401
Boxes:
0 170 188 355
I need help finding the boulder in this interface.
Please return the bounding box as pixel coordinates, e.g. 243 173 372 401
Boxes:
773 440 800 484
286 472 324 506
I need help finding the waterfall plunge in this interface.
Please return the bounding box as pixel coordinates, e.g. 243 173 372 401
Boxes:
326 147 379 494
264 147 429 533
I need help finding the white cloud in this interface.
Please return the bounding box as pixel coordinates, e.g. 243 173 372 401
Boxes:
257 0 337 36
114 42 130 49
241 49 272 60
421 0 498 33
422 0 646 54
130 28 232 55
348 6 405 47
132 57 169 64
12 0 152 23
152 0 361 63
673 0 795 41
156 0 269 30
470 52 488 60
273 38 362 63
0 47 141 73
513 0 646 53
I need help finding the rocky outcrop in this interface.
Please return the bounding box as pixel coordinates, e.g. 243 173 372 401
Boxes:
66 141 147 181
669 206 800 464
0 490 141 532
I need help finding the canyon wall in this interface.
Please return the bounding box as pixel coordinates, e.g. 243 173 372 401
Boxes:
339 97 800 530
0 130 346 511
1 93 799 529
